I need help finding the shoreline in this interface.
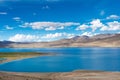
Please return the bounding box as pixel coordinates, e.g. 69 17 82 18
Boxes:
1 52 120 80
0 56 42 64
1 46 120 48
0 70 120 80
0 54 54 64
0 52 50 64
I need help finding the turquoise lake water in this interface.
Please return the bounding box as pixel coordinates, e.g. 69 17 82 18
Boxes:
0 48 120 72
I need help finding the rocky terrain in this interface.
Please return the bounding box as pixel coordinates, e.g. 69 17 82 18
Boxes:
0 34 120 48
0 70 120 80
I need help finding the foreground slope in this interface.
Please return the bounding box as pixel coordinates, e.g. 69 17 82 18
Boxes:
0 70 120 80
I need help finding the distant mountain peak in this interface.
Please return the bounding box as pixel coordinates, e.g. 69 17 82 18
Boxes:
0 33 120 48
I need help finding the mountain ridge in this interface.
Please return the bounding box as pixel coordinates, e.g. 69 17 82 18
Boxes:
0 33 120 48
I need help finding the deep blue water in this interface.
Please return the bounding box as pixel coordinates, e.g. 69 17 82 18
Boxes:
0 48 120 72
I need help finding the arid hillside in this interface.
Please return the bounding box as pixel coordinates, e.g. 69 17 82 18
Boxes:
0 34 120 48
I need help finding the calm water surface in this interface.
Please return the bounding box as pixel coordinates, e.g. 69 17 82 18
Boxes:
0 48 120 72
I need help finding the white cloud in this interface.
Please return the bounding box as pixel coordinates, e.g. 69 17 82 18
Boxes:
106 15 120 20
9 34 40 42
8 33 75 42
100 21 120 31
0 12 7 15
76 19 104 32
76 24 89 30
75 18 120 32
100 26 108 31
81 32 93 36
21 22 80 31
90 19 104 32
65 33 75 38
81 32 98 36
5 25 13 30
41 33 75 40
13 17 21 21
41 33 63 39
20 22 29 27
45 26 56 31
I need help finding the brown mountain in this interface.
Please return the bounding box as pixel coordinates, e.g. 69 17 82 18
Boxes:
0 33 120 48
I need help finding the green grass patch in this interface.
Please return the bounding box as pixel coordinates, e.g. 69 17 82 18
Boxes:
0 52 45 58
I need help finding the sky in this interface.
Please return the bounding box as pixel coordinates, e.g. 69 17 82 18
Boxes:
0 0 120 42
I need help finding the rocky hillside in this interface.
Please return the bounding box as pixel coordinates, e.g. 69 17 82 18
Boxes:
0 34 120 48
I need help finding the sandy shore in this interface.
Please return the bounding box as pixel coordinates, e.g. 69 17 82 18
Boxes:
0 70 120 80
0 52 120 80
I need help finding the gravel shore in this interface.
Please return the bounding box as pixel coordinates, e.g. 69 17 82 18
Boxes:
0 70 120 80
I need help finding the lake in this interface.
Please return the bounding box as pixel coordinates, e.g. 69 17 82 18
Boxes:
0 47 120 72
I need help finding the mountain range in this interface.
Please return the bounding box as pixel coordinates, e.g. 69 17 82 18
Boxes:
0 33 120 48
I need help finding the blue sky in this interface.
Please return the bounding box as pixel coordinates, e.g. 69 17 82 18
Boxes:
0 0 120 42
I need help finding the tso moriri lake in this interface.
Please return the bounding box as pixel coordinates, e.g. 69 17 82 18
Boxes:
0 48 120 72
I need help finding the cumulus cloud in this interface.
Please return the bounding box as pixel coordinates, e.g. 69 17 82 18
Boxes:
76 24 89 30
41 32 75 41
100 26 108 31
21 22 80 31
13 17 21 21
9 34 40 42
106 15 120 20
41 33 63 39
42 33 74 38
76 19 104 32
8 33 75 42
0 12 7 15
5 25 13 30
81 32 93 36
45 26 56 31
90 19 104 32
81 32 99 36
65 33 75 38
100 21 120 31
